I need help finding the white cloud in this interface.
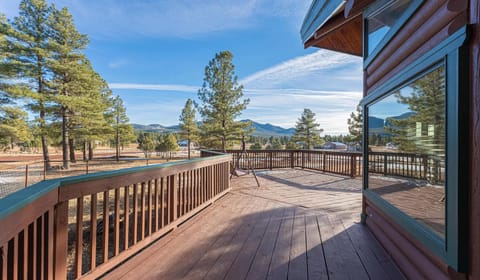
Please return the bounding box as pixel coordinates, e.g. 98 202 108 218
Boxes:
3 0 308 39
109 83 198 93
240 49 361 90
108 59 128 69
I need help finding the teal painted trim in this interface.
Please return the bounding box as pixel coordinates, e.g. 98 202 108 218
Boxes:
361 26 468 271
0 153 230 221
300 0 345 43
364 190 447 259
363 0 424 68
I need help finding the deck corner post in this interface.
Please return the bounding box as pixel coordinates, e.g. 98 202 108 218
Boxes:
53 201 69 280
350 155 356 178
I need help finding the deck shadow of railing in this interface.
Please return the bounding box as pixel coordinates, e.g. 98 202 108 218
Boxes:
0 151 231 280
106 201 403 280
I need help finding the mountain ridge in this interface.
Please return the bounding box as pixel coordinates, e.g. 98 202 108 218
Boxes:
132 120 295 137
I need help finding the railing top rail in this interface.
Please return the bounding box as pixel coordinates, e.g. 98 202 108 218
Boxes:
223 149 362 155
0 153 231 221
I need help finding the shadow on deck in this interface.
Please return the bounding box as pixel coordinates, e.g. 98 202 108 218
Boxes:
102 169 404 280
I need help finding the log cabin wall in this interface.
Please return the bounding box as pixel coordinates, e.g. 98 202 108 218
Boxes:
362 0 476 279
469 1 480 280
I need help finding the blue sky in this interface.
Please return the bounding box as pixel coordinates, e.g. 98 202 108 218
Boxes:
1 0 363 135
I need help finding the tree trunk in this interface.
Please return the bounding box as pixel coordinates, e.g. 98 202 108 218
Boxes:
62 108 70 169
83 140 87 161
69 138 76 163
221 137 226 153
40 108 51 170
187 138 191 159
88 141 93 160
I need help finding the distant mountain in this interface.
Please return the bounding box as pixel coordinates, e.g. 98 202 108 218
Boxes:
133 120 295 137
241 119 295 137
369 111 416 135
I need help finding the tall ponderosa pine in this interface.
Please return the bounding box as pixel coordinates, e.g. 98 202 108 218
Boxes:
3 0 53 168
198 51 251 151
347 104 363 145
48 6 89 168
293 108 324 149
111 95 135 161
179 98 198 159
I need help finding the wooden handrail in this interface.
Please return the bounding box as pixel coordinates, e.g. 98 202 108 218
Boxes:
0 153 231 280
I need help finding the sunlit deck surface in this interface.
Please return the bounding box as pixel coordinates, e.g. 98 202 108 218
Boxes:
102 169 404 280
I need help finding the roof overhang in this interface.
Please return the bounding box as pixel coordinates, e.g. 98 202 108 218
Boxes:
301 0 374 56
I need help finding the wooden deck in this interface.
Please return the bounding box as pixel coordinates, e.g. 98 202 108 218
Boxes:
102 169 404 280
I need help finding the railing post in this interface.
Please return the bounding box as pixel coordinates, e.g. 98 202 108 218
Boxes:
169 174 177 222
322 152 326 172
383 154 388 176
290 151 294 169
301 151 305 169
269 152 273 170
350 155 355 178
54 201 69 280
25 164 28 188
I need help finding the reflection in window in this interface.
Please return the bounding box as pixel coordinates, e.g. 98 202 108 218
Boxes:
366 0 412 55
367 65 446 238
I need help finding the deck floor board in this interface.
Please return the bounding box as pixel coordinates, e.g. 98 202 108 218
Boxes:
102 169 404 280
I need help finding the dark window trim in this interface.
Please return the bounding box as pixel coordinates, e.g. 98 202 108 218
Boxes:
360 26 468 272
363 0 424 68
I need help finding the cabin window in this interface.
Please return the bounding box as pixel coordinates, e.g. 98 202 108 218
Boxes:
361 27 468 271
364 0 423 66
367 64 446 238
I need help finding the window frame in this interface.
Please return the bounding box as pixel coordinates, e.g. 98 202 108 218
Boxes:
363 0 424 68
360 27 469 272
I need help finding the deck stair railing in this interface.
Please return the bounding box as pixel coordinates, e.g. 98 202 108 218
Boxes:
0 152 230 280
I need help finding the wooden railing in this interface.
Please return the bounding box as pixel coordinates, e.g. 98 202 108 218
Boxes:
0 152 231 280
221 149 363 178
368 152 445 183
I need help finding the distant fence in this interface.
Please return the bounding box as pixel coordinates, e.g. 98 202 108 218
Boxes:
0 157 189 199
203 149 444 183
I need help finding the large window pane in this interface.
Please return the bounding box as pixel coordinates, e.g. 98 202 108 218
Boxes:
367 65 446 238
366 0 412 55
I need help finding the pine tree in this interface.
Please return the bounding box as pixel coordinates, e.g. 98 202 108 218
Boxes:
48 5 89 168
138 133 156 158
197 51 251 151
2 0 53 168
111 96 135 161
0 106 30 150
293 108 324 149
347 104 363 145
179 98 198 159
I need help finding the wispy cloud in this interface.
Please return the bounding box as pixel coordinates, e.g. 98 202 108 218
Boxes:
109 83 198 93
0 0 309 39
108 59 128 69
240 50 362 90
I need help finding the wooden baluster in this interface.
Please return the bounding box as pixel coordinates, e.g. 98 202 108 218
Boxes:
114 189 120 256
124 186 129 250
22 227 27 280
148 180 153 236
75 198 84 278
154 179 159 232
90 194 97 271
102 191 109 263
47 208 54 279
160 178 165 228
132 184 138 245
140 183 146 240
169 175 177 223
2 242 8 280
165 178 169 225
54 201 68 280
